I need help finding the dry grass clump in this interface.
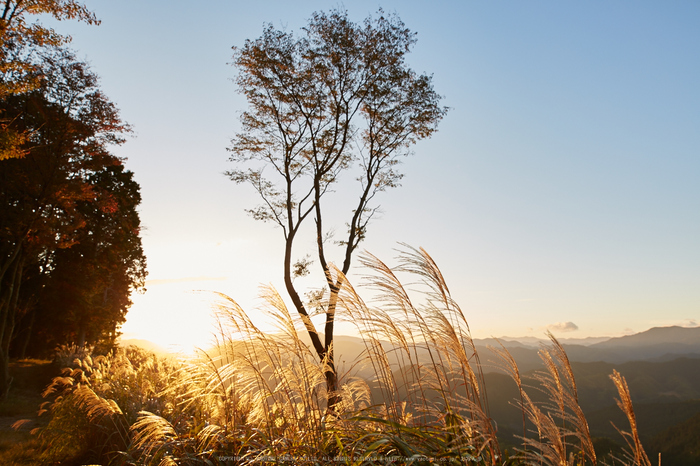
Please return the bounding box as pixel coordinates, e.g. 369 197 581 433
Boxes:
149 286 376 464
24 246 653 465
29 345 184 464
608 370 653 466
328 248 499 463
493 334 597 466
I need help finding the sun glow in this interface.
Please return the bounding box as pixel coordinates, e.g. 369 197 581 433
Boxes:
121 276 303 355
121 282 218 354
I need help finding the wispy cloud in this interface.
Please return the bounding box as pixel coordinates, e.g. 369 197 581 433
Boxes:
545 321 579 333
146 276 227 286
681 319 698 328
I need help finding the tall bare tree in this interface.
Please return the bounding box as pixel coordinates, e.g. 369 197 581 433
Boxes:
228 8 447 411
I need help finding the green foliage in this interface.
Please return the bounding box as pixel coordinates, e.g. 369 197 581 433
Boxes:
585 399 700 442
648 412 700 466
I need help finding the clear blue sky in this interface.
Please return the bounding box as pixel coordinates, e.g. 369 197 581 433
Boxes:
45 1 699 350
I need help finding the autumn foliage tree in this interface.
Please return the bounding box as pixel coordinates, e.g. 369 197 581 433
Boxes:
14 162 146 357
0 0 99 160
0 48 144 396
228 9 446 411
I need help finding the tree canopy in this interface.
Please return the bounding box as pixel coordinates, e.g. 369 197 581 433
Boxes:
0 0 98 160
228 8 446 410
16 162 146 356
0 47 145 394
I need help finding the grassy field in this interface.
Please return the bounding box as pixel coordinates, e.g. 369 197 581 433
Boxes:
0 249 663 465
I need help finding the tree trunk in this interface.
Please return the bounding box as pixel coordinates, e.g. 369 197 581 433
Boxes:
0 347 10 399
324 340 340 414
324 283 342 414
282 229 342 413
16 307 35 359
283 234 324 356
0 254 22 398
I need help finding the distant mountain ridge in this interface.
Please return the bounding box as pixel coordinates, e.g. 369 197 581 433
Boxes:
480 335 611 348
330 325 700 375
591 325 700 348
480 326 700 350
122 325 700 368
469 326 700 370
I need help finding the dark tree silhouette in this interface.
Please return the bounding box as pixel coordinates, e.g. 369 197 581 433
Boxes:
228 8 446 411
15 162 146 357
0 49 139 396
